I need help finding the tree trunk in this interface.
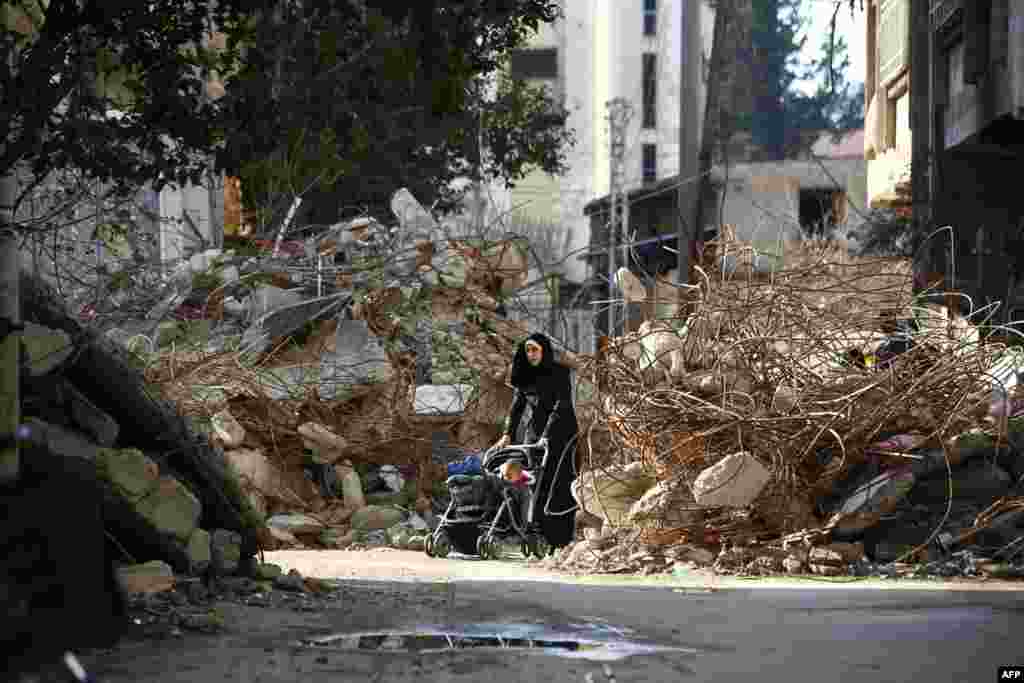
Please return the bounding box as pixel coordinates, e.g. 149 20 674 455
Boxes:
694 0 753 245
676 0 702 281
0 171 20 485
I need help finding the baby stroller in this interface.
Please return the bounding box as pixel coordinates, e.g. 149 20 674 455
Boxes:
424 402 563 560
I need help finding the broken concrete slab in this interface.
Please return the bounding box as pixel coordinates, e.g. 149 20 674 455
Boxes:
224 448 280 495
334 462 366 509
211 528 243 576
830 467 916 535
22 418 100 461
571 462 655 527
117 560 175 595
298 422 348 461
350 505 405 532
320 319 392 397
320 527 356 548
627 478 705 529
693 452 772 508
20 321 74 376
96 447 162 501
243 293 348 356
135 476 203 543
211 409 246 448
267 514 324 536
65 381 119 446
186 528 212 575
413 384 474 415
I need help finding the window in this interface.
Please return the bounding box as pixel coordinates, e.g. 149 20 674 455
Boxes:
642 53 656 129
509 48 558 80
642 144 657 184
643 0 657 36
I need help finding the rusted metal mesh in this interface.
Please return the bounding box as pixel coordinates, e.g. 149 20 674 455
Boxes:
576 236 1009 553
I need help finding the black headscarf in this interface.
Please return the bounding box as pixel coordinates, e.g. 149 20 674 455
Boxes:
509 332 555 389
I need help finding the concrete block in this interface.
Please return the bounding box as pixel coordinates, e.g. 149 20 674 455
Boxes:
186 528 212 575
135 476 203 542
97 447 161 501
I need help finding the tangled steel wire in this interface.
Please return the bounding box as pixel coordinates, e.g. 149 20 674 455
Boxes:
587 236 1008 545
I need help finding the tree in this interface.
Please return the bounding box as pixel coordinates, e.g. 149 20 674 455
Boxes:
218 1 575 229
749 0 806 161
0 0 265 484
746 0 864 161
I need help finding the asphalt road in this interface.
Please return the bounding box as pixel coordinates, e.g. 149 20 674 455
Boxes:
84 549 1024 683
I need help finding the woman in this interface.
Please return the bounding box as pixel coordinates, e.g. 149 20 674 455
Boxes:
493 333 578 548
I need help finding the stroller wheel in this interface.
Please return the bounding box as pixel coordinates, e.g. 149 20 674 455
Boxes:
424 534 435 557
520 541 530 558
433 532 452 559
476 536 492 560
528 535 551 560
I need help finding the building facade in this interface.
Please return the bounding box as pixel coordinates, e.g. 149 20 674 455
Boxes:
506 0 716 284
867 0 1024 322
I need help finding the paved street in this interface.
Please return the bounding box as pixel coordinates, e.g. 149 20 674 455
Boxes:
81 549 1024 682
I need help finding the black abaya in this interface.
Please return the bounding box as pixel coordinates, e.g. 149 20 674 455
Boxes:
504 333 578 547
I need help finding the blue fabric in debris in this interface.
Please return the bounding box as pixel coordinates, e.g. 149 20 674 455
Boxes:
447 453 483 476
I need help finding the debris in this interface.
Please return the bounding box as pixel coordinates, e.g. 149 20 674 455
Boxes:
829 467 916 535
117 561 176 595
572 462 655 527
693 452 772 508
413 384 475 415
135 476 203 543
212 409 246 448
378 465 405 493
253 563 284 581
321 528 356 548
186 528 212 575
19 321 74 375
211 529 243 576
334 461 366 509
350 505 406 532
268 514 325 536
96 448 162 501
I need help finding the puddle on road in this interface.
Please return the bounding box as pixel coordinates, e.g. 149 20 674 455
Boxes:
298 621 696 661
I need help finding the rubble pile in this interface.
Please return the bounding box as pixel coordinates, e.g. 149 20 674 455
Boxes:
16 273 265 587
121 189 585 554
561 234 1024 579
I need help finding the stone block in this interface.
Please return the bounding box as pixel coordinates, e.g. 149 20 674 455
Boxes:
23 418 99 461
693 452 772 508
97 447 161 501
135 476 203 542
65 382 119 446
350 505 405 532
267 514 324 535
186 528 212 575
211 409 246 448
571 461 655 526
20 322 74 376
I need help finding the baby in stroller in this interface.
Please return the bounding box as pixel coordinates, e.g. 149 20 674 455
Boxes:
424 400 564 560
424 443 552 560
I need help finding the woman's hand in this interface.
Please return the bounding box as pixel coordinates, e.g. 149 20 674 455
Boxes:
493 434 511 450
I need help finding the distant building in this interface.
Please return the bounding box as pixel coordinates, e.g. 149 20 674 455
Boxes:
504 0 716 285
583 129 868 281
866 0 1024 322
